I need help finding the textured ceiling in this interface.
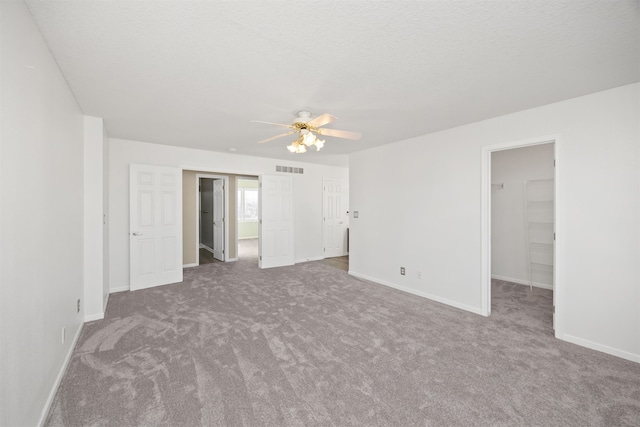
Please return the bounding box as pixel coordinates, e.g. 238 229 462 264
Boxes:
25 0 640 167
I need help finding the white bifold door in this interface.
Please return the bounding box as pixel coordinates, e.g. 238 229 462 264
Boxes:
130 164 183 291
259 174 294 269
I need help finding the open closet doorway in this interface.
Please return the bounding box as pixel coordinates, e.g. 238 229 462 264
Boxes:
197 174 229 266
482 136 561 337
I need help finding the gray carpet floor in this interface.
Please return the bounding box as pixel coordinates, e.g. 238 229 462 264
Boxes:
45 245 640 426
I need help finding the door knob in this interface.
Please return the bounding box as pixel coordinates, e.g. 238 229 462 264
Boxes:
132 232 143 236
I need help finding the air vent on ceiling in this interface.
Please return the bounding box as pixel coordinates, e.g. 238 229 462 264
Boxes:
276 165 304 174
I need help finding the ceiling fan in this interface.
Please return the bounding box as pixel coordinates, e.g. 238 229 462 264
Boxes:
252 110 361 153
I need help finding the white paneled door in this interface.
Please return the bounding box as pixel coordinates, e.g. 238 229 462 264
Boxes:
213 179 225 261
323 178 348 258
259 175 294 269
130 164 183 291
199 178 214 250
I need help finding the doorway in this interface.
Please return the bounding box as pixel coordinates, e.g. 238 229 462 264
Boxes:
237 177 259 261
491 143 555 332
482 135 562 337
323 178 349 258
186 171 296 269
196 174 229 266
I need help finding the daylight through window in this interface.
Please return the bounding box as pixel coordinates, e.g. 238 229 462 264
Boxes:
238 188 258 222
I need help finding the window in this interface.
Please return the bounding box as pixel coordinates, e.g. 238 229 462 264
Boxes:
238 188 258 222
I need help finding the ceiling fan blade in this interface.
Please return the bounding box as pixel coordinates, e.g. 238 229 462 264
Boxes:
251 120 294 129
317 128 362 140
257 131 295 144
307 113 337 128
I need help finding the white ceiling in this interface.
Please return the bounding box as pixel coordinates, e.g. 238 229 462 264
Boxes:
25 0 639 167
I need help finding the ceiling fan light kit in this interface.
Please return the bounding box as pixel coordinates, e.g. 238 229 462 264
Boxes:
287 133 325 153
253 111 361 154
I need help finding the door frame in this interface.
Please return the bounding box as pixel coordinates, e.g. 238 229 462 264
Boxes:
481 134 563 337
195 174 229 265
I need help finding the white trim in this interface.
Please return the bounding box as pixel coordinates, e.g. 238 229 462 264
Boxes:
491 274 553 290
195 174 230 265
103 292 109 313
481 145 491 316
37 323 83 427
234 176 239 261
183 263 198 268
109 285 129 293
481 134 562 336
348 271 484 316
180 165 258 177
84 312 104 322
553 139 563 336
560 333 640 364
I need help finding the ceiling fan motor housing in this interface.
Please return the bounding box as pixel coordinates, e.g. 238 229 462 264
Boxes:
294 110 312 123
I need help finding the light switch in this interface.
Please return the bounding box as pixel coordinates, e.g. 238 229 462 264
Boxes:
353 211 359 218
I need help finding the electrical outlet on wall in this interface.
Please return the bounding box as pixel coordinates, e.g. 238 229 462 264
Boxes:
417 271 422 279
400 267 406 275
61 327 66 344
77 299 81 313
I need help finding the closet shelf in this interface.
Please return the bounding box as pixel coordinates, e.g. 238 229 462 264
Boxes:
530 262 554 270
525 179 554 291
530 242 553 248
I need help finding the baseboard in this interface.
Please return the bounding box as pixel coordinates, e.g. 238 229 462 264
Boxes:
226 257 238 262
109 285 129 293
37 322 83 426
84 312 104 322
183 263 198 268
491 274 553 290
559 333 640 364
325 252 349 258
348 270 484 316
84 294 108 322
238 237 258 240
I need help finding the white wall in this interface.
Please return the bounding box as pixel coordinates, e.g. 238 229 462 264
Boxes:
349 83 639 362
109 139 348 291
491 144 555 286
0 2 85 425
84 116 106 321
